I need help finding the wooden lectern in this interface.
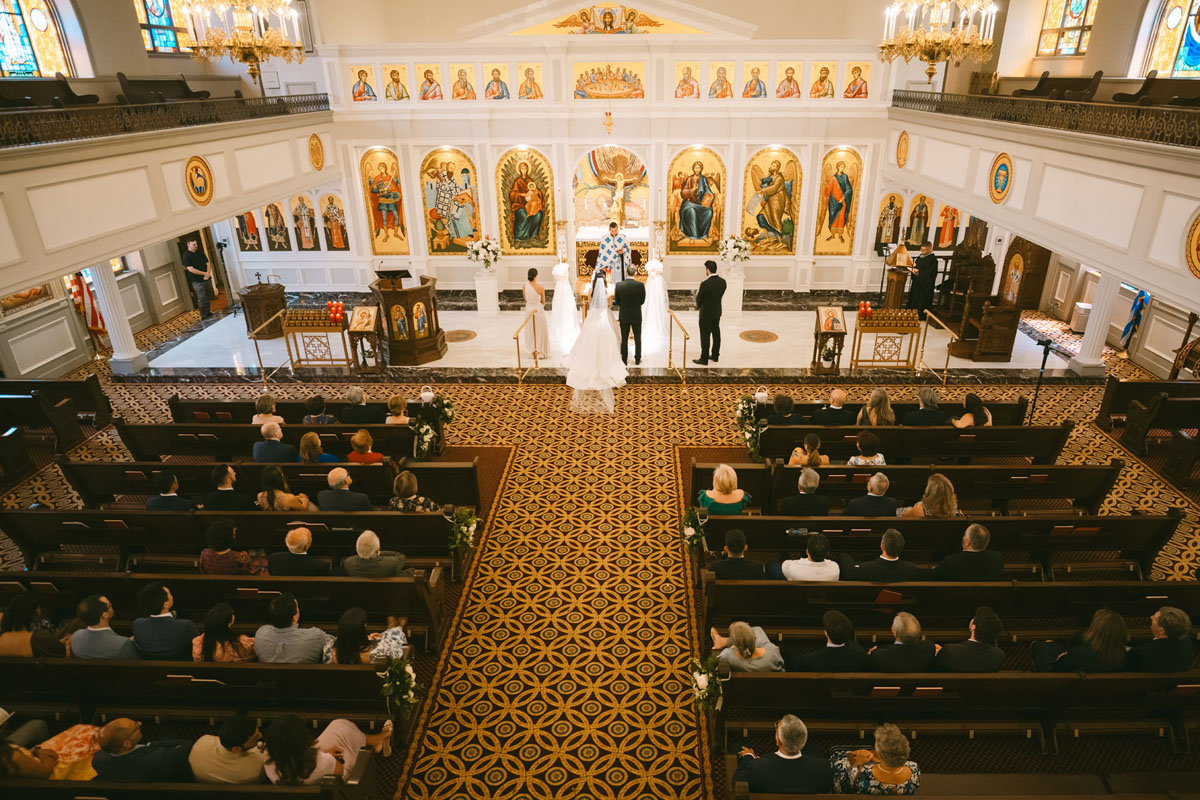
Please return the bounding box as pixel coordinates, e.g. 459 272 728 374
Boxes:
883 245 914 309
370 274 447 366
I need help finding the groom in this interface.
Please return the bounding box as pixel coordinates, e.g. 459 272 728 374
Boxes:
613 273 645 365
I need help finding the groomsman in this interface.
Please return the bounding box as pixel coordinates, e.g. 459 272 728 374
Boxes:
694 260 726 365
613 275 645 365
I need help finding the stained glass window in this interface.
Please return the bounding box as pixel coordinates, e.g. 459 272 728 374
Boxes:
134 0 191 53
1037 0 1099 56
0 0 69 76
1148 0 1200 76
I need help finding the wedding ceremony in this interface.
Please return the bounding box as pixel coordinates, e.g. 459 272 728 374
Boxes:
2 1 1200 799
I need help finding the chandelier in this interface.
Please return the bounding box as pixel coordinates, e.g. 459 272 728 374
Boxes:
179 1 305 87
879 1 998 84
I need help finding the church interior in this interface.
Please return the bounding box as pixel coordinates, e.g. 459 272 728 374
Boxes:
2 1 1200 798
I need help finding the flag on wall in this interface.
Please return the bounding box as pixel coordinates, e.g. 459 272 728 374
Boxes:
1120 290 1150 349
69 273 106 334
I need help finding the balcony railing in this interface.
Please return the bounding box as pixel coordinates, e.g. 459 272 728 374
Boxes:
892 89 1200 149
0 93 330 149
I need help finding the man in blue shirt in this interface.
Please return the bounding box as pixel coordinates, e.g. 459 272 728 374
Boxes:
252 422 297 462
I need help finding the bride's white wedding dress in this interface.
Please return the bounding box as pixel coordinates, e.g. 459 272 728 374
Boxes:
565 273 627 414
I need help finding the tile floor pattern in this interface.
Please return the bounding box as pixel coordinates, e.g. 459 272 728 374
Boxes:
1019 310 1156 381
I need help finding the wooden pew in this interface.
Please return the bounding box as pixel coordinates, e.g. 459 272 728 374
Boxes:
55 457 483 515
757 423 1075 464
114 417 416 462
168 394 414 425
117 72 215 104
703 511 1186 580
0 391 85 453
0 72 99 108
1095 375 1200 431
0 777 369 799
1012 70 1103 101
0 373 113 427
753 396 1029 426
689 461 772 511
1117 393 1200 456
0 425 34 486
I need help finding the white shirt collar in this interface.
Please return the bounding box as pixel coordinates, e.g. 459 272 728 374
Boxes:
826 642 845 648
160 493 178 497
775 750 803 759
87 626 112 632
880 555 899 561
151 612 173 618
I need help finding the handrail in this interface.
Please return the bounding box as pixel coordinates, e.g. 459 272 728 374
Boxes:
919 308 955 385
513 309 541 384
667 309 690 385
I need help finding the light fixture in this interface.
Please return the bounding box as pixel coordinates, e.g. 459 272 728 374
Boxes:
180 1 304 88
879 1 997 84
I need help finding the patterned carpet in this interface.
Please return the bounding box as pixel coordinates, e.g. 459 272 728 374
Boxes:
1019 310 1156 381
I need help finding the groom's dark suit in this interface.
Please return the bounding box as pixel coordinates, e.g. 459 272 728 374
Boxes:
613 278 646 365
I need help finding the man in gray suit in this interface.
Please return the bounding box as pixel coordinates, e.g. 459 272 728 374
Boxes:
342 531 411 577
70 595 139 659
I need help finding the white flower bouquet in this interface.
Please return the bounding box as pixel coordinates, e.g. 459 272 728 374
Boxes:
734 394 762 460
466 235 502 271
379 656 423 710
414 420 437 460
689 656 722 711
719 235 751 264
450 507 480 553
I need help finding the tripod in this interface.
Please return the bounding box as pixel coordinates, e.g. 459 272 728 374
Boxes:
1027 338 1054 425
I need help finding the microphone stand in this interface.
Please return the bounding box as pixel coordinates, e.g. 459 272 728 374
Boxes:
1028 338 1054 425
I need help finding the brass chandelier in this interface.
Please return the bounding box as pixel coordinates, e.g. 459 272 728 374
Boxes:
879 1 998 84
179 1 305 87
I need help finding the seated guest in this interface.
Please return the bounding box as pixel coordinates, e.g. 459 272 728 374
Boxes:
856 387 896 426
710 621 784 672
188 716 266 784
340 386 385 425
767 394 804 426
734 715 833 794
900 387 948 426
788 433 830 467
1032 608 1128 673
868 612 936 672
898 473 958 519
936 606 1006 672
253 422 297 463
200 465 255 511
132 582 197 661
253 594 332 664
302 395 338 425
846 430 886 466
251 393 285 426
319 467 374 511
776 533 840 582
1127 606 1194 672
843 473 898 517
697 464 752 515
146 470 194 511
0 720 105 780
932 523 1004 581
778 468 831 516
347 429 384 464
710 528 765 580
0 593 68 658
831 724 920 795
70 595 139 660
192 602 256 663
262 714 391 785
92 718 193 782
388 470 440 512
790 610 870 672
298 431 340 464
256 465 316 511
385 395 410 425
268 528 331 577
812 388 856 426
323 607 408 664
952 392 992 428
837 529 919 583
342 530 411 578
200 520 259 575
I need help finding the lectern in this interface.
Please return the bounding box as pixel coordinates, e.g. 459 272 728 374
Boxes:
883 245 914 309
370 272 447 366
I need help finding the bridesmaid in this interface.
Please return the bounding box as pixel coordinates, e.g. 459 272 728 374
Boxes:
523 268 549 359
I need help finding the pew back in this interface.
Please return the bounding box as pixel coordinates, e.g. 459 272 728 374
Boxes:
168 394 414 425
0 373 111 426
754 397 1029 426
114 418 416 461
1096 375 1200 430
757 423 1073 463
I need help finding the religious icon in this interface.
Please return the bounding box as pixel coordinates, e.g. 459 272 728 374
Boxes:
574 146 649 230
989 153 1013 204
818 306 846 332
674 62 700 99
496 147 555 255
349 305 377 333
965 216 989 249
514 6 701 35
417 65 444 100
742 147 801 254
517 64 544 99
906 195 932 246
308 134 324 171
571 62 644 99
896 131 910 168
875 193 903 250
810 62 835 98
742 63 768 98
348 66 377 102
844 62 870 98
413 302 429 338
420 147 481 255
483 64 510 99
936 202 961 249
813 147 862 256
450 64 477 100
708 62 733 98
236 211 261 252
359 147 409 256
320 194 349 251
184 156 213 206
776 63 802 98
263 202 291 251
291 194 320 251
667 146 725 254
382 65 410 100
1004 252 1025 305
390 304 409 340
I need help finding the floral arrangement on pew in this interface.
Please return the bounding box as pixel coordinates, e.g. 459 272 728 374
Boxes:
378 656 424 716
449 507 479 553
412 390 455 460
734 394 761 461
719 235 751 268
414 420 438 461
680 505 706 551
689 654 722 712
466 236 502 273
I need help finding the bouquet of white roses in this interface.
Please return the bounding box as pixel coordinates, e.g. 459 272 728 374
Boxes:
689 655 722 712
734 394 762 460
466 236 502 271
414 419 438 460
680 506 705 551
450 507 479 552
379 657 423 710
719 235 751 264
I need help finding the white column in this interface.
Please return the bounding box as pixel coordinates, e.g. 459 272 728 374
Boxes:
88 262 148 374
1069 271 1119 376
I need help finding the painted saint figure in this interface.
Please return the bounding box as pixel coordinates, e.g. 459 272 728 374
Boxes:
877 196 900 246
820 161 854 242
508 161 545 242
419 69 443 100
452 69 476 100
351 70 376 102
810 66 834 98
823 309 844 331
907 196 930 246
742 67 766 98
749 159 794 251
391 305 409 340
678 161 718 242
844 65 869 98
369 161 405 243
264 203 291 251
322 197 348 250
675 66 699 98
776 66 801 98
292 196 319 250
519 67 544 99
938 205 961 248
236 212 260 251
414 303 429 337
484 68 510 99
709 66 732 98
385 70 409 101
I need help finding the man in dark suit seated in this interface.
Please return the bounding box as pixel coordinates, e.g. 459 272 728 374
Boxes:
340 385 385 424
711 528 765 580
767 394 805 426
932 523 1004 581
92 718 193 782
787 610 870 672
252 422 297 462
733 714 833 794
778 468 831 516
318 467 374 511
267 527 331 576
837 528 919 582
1127 606 1194 672
131 581 197 661
842 473 898 517
869 612 937 672
811 388 856 426
145 470 194 511
200 464 255 511
900 386 948 426
935 606 1006 672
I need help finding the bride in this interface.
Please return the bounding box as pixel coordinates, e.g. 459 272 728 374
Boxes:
565 269 627 414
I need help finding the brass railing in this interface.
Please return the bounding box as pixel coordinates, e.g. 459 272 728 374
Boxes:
513 309 542 384
248 308 291 385
666 309 690 384
892 89 1200 148
0 93 330 149
918 308 956 385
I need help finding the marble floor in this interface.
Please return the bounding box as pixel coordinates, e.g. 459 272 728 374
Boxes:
148 308 1074 374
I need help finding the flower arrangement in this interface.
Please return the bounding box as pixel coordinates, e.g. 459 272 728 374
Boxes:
378 656 423 711
689 654 722 712
414 419 438 461
734 394 761 460
466 236 502 272
719 235 751 265
430 395 455 425
449 507 480 553
680 505 705 551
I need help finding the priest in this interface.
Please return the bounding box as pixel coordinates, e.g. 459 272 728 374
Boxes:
905 241 939 320
597 221 631 282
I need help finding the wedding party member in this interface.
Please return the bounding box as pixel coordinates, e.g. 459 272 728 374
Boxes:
565 270 627 413
693 260 726 365
698 464 752 515
523 269 549 359
613 272 645 365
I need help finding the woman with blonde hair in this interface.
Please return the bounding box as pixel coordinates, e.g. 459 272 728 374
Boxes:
856 387 895 427
831 723 920 794
697 464 752 515
899 473 958 518
252 393 285 426
709 620 783 672
297 432 339 464
385 396 409 425
788 433 830 467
